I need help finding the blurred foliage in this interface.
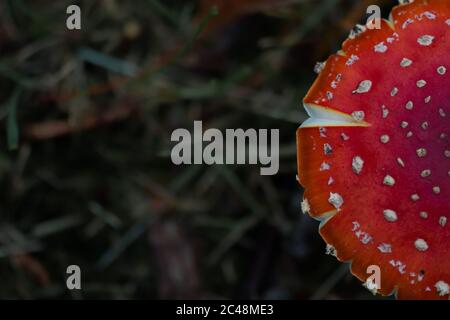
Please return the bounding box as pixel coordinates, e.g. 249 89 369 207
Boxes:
0 0 395 299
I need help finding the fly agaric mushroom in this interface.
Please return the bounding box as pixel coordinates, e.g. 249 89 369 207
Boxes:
297 0 449 299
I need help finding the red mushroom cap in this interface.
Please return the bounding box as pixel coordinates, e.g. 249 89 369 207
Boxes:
297 0 449 299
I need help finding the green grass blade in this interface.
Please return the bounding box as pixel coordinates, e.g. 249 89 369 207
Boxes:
7 88 21 150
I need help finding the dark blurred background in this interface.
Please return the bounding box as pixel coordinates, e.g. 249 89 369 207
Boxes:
0 0 395 299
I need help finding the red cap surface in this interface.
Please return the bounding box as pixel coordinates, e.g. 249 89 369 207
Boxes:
297 0 449 299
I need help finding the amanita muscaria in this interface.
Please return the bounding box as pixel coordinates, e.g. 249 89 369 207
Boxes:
297 0 449 299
